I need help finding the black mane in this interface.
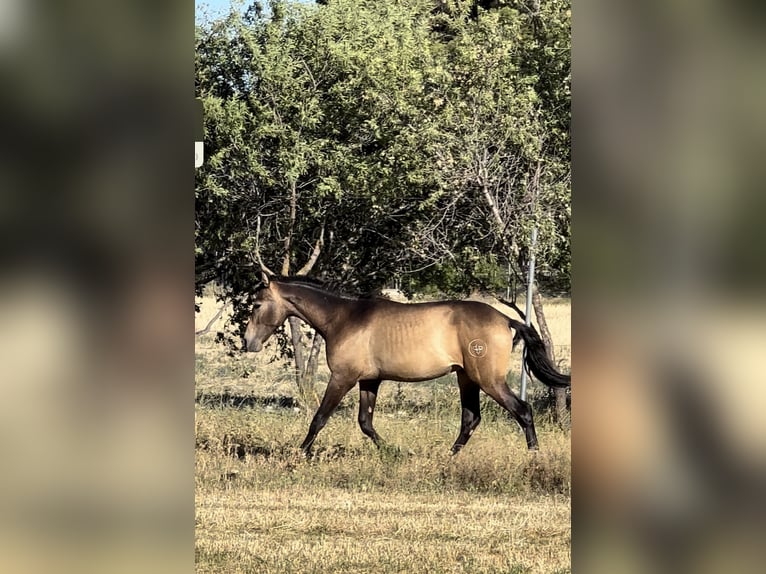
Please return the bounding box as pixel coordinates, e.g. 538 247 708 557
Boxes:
275 275 330 288
272 275 384 300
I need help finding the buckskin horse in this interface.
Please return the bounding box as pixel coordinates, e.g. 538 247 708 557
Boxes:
243 275 570 455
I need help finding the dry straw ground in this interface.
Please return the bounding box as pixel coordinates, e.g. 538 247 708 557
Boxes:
195 290 571 573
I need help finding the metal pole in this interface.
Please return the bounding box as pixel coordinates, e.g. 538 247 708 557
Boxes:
520 225 538 401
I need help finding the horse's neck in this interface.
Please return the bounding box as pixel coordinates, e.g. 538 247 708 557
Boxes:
278 283 350 338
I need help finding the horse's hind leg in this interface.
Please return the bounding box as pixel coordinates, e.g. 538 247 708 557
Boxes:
358 379 383 447
481 379 538 450
300 374 356 456
451 371 482 455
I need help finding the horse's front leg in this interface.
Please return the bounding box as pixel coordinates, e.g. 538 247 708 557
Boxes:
300 373 356 456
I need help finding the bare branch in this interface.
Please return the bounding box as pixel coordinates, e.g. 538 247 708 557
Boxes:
253 216 277 276
195 305 226 336
281 180 297 275
296 224 325 276
299 58 318 92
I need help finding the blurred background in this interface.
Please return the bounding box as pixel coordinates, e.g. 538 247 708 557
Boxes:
575 1 766 572
0 0 192 572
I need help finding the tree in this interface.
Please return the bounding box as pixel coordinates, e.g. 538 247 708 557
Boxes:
195 0 571 410
195 0 447 405
411 3 569 285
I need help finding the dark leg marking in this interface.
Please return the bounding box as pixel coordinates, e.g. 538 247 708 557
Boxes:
451 371 482 455
481 380 538 450
300 374 356 456
358 379 383 447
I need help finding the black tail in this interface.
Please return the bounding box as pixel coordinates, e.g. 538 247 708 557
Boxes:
509 319 571 388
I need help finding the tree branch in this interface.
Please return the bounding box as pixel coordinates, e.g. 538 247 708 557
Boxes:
296 224 324 276
281 179 297 275
253 216 277 276
195 305 226 336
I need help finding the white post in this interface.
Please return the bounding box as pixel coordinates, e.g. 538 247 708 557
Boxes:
520 225 537 401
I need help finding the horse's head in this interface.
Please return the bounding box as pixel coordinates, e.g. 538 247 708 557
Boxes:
243 274 287 352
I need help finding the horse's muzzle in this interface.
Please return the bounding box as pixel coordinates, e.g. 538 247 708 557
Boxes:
243 337 263 353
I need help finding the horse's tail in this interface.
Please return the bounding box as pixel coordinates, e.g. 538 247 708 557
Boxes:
509 319 571 388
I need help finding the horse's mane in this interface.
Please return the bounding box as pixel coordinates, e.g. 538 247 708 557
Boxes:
271 275 384 300
275 275 330 288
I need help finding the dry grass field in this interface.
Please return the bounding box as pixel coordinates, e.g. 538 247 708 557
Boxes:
195 289 571 573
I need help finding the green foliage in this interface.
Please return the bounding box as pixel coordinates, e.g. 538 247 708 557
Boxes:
400 254 510 298
195 0 570 326
418 0 570 293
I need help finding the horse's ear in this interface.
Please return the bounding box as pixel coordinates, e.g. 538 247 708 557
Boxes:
261 269 272 286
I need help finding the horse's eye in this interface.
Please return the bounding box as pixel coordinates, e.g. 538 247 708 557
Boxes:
253 303 262 310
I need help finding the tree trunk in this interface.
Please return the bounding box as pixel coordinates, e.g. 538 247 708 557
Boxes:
531 284 568 427
531 285 554 360
302 331 323 407
287 316 308 401
280 225 325 410
288 316 321 409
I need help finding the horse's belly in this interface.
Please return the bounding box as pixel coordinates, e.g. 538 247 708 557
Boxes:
375 349 457 382
369 317 461 381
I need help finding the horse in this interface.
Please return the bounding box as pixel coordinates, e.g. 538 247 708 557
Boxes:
243 274 570 455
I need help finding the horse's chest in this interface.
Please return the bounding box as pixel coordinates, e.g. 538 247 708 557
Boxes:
326 335 374 373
